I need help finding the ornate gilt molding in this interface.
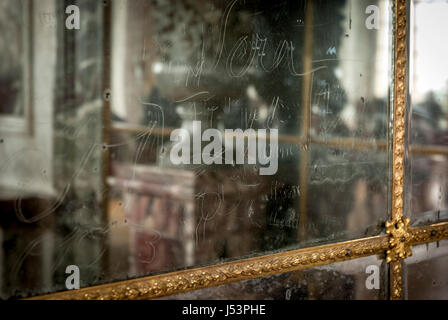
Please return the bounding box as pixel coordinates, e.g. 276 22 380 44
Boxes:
410 222 448 245
386 217 412 262
30 235 389 300
388 0 408 300
386 221 448 300
391 0 407 223
390 260 403 300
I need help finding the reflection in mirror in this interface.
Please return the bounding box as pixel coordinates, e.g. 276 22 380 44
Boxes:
404 240 448 300
0 0 31 133
0 1 26 117
407 0 448 226
0 0 392 298
161 255 388 300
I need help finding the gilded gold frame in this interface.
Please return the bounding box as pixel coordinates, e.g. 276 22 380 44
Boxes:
30 0 448 300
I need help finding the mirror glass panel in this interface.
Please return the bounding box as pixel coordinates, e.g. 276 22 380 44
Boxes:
404 240 448 300
0 0 392 298
407 0 448 226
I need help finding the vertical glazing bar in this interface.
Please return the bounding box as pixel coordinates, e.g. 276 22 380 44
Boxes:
390 0 407 300
101 0 112 277
299 0 313 242
390 260 403 300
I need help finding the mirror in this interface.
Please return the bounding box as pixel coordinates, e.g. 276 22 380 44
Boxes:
407 0 448 226
0 0 31 133
0 0 393 299
404 240 448 299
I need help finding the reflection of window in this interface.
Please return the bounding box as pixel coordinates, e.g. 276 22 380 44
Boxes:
0 0 31 133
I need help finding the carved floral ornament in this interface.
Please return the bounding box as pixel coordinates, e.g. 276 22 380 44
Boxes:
386 217 412 263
